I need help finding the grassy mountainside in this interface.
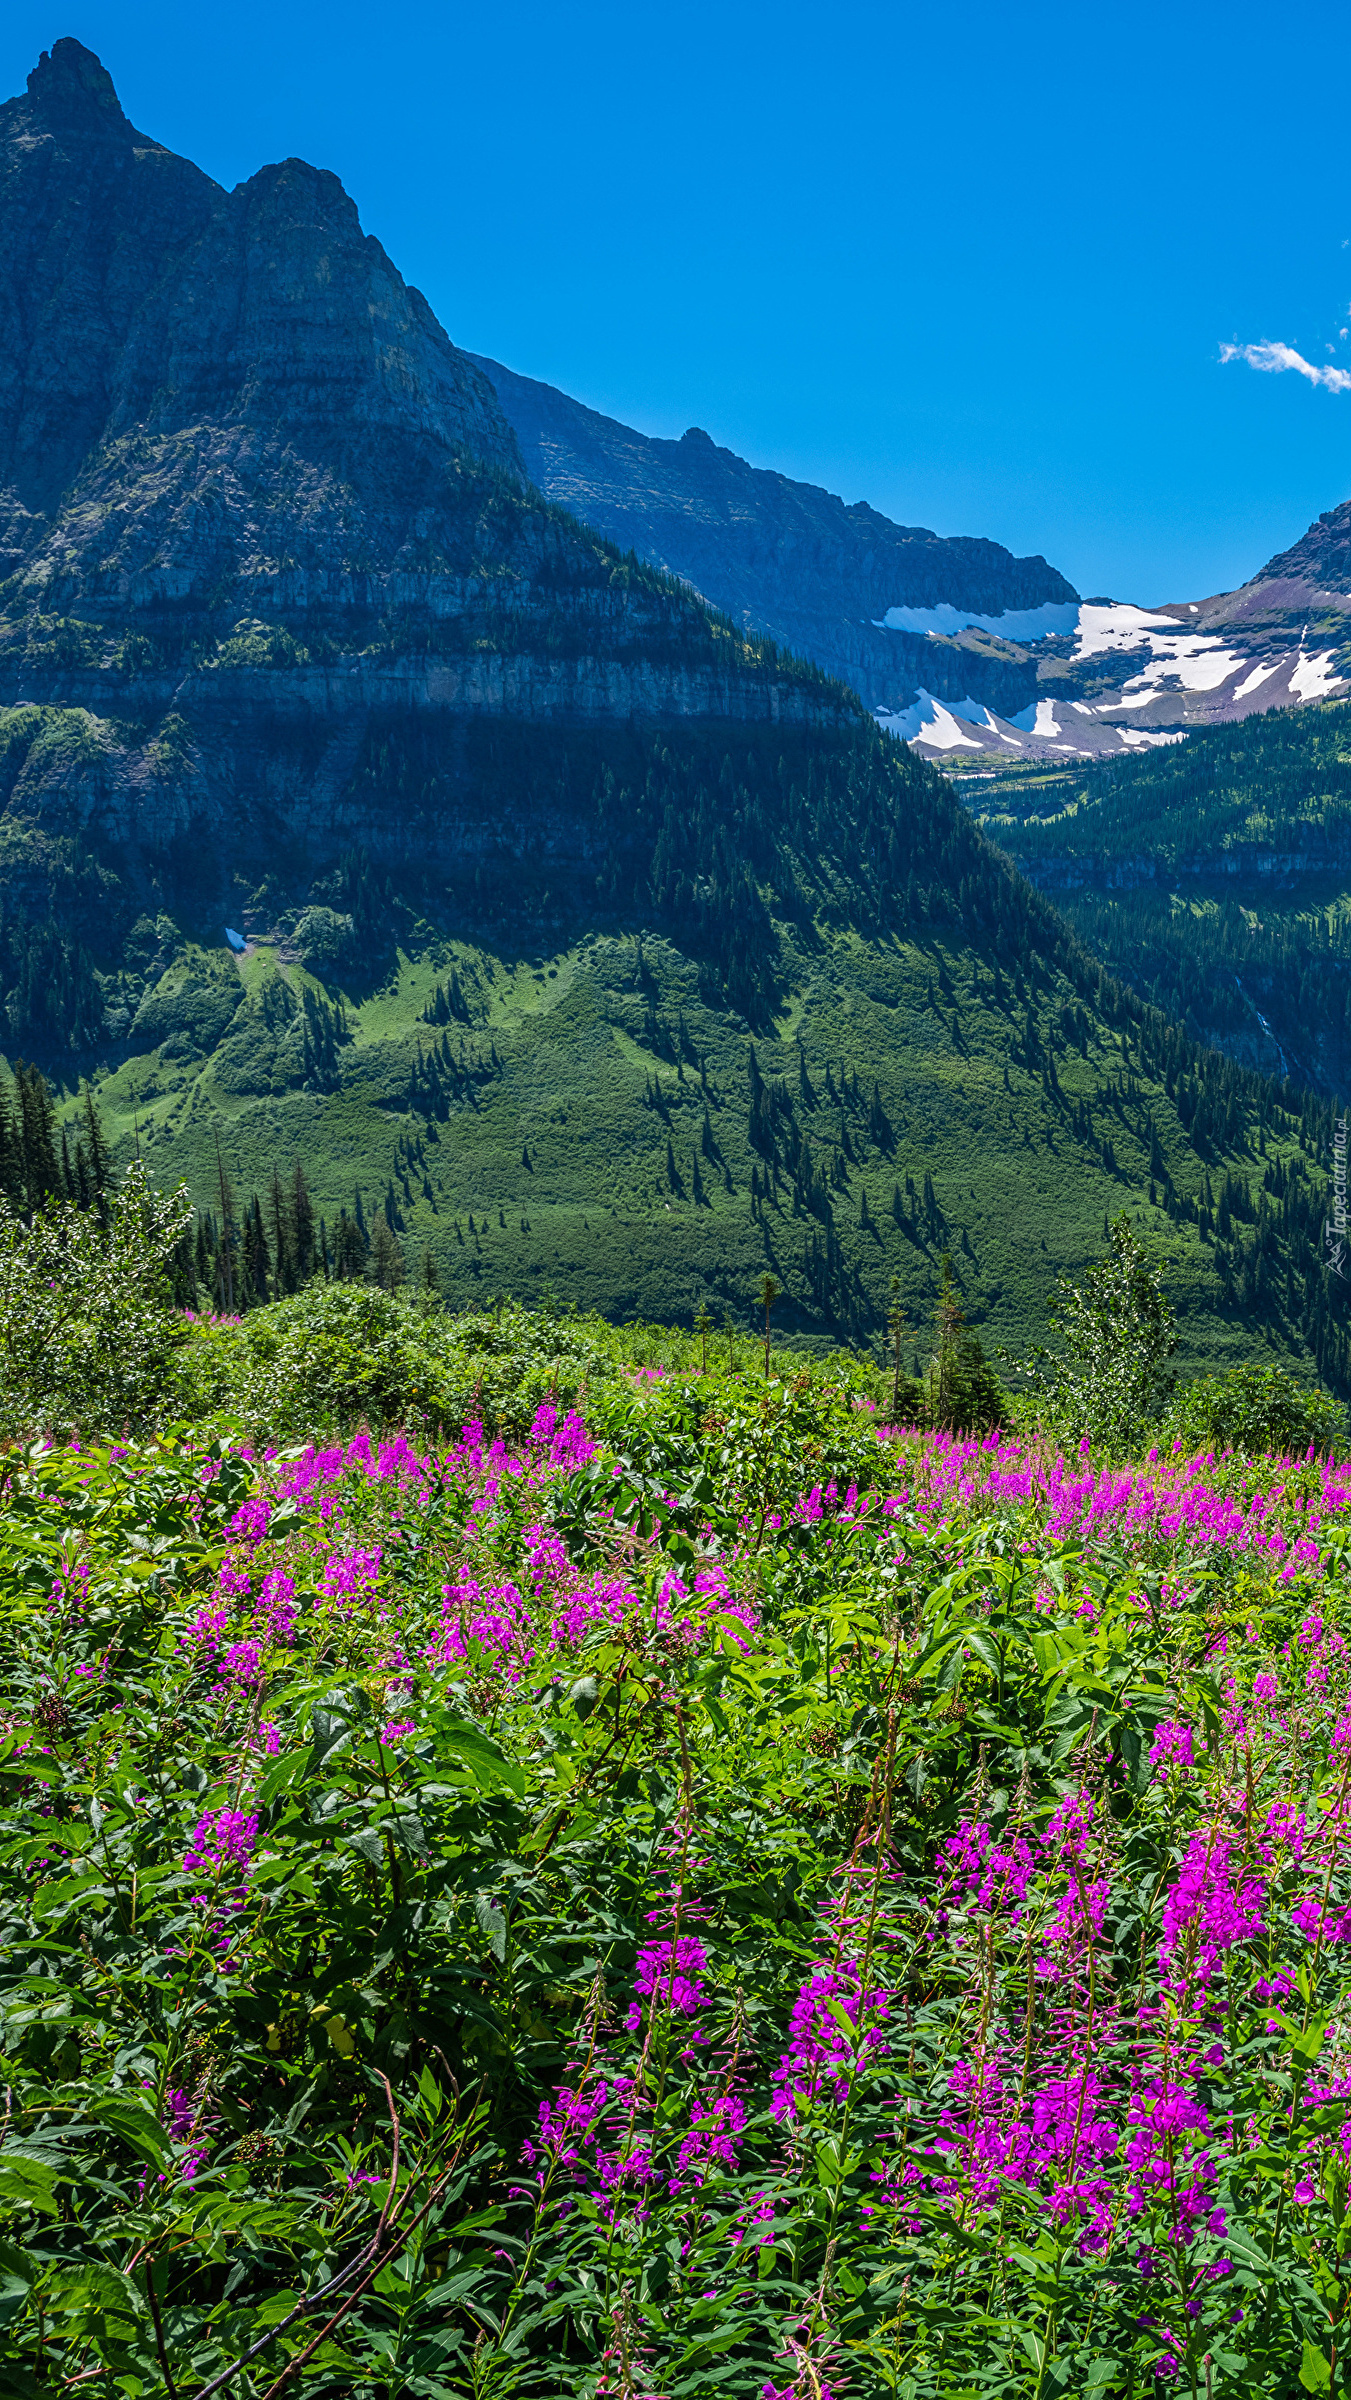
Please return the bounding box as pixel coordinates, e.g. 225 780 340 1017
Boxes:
8 703 1340 1386
979 698 1351 1097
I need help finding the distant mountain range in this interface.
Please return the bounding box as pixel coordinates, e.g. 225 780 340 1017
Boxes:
472 356 1075 723
478 359 1351 766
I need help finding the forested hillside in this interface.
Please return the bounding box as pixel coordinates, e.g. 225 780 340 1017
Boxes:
985 697 1351 1095
1 699 1343 1385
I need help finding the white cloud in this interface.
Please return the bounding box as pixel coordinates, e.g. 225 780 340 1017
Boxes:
1220 338 1351 394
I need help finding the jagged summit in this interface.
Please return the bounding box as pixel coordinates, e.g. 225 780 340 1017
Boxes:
0 38 524 592
475 352 1076 718
26 37 130 124
1253 499 1351 598
0 35 849 818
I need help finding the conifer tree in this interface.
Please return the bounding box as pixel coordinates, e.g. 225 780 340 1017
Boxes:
17 1065 61 1214
695 1301 712 1375
268 1167 294 1294
83 1084 112 1222
291 1161 316 1281
887 1276 910 1424
243 1195 271 1304
0 1078 21 1207
759 1272 779 1377
335 1208 366 1281
369 1212 404 1292
214 1134 238 1314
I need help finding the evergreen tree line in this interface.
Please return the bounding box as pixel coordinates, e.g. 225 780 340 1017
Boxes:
191 1164 435 1314
0 1061 435 1316
0 1063 113 1218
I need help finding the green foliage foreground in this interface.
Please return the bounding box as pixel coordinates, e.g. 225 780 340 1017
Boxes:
5 1308 1351 2397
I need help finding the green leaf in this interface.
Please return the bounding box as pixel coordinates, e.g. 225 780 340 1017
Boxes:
960 1628 1002 1678
90 2094 173 2172
0 2154 58 2217
1083 2364 1120 2395
475 1893 508 1962
429 1712 526 1797
343 1827 388 1869
0 2235 38 2328
257 1748 308 1806
388 1811 431 1864
1300 2339 1332 2393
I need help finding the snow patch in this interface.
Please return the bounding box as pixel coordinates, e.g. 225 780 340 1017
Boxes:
1074 603 1181 658
1290 648 1345 702
873 599 1080 643
1009 698 1063 739
874 691 984 749
1232 658 1282 701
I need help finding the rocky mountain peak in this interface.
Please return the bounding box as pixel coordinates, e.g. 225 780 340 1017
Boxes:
0 41 528 584
1255 499 1351 597
26 38 128 128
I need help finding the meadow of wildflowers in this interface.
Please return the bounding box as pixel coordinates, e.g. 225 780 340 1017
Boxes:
5 1342 1351 2398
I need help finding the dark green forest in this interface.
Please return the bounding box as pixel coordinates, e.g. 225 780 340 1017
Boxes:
984 696 1351 1095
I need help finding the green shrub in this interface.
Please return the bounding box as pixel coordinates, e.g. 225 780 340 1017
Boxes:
0 1163 191 1436
1013 1211 1177 1449
1166 1358 1346 1458
295 904 358 975
174 1284 884 1446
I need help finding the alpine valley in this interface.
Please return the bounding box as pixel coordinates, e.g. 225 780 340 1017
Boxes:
1 38 1348 1386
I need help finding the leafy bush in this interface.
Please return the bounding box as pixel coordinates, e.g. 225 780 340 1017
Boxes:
0 1162 191 1435
1166 1358 1346 1458
175 1283 880 1446
295 903 358 975
1015 1210 1177 1449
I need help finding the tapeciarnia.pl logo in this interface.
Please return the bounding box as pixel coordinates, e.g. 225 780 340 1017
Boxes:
1328 1113 1348 1279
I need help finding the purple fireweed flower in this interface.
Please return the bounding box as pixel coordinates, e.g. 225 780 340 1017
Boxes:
626 1935 710 2030
672 2094 745 2189
322 1547 383 1606
258 1568 297 1642
1149 1721 1195 1781
222 1641 262 1687
226 1496 272 1545
1124 2079 1216 2235
1160 1832 1264 1999
184 1807 258 1878
771 1960 891 2122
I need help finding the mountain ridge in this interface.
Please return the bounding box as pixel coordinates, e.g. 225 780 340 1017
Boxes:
473 353 1076 722
473 354 1351 768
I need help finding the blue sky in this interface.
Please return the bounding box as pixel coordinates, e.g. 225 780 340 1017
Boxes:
5 1 1350 603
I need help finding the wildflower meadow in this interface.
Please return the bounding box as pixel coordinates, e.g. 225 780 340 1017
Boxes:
5 1316 1351 2395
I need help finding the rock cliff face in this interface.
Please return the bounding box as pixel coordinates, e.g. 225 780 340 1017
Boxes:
0 35 875 1081
0 38 840 765
1250 502 1351 600
0 43 520 600
473 355 1078 716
